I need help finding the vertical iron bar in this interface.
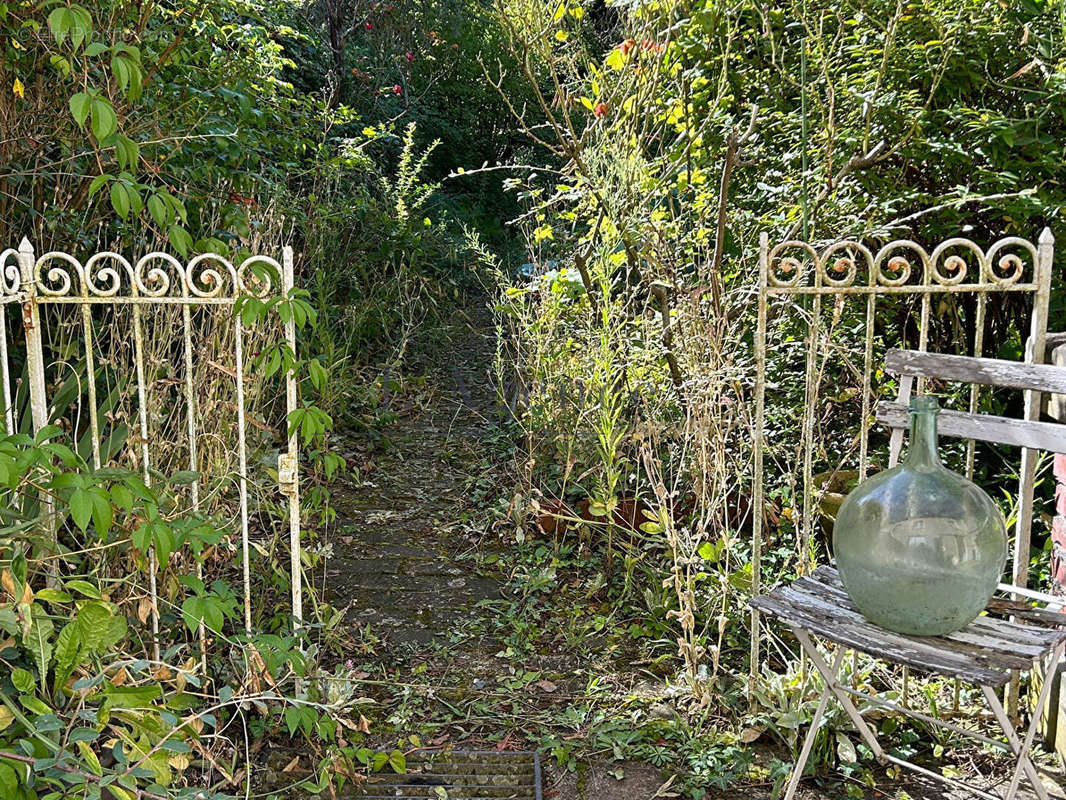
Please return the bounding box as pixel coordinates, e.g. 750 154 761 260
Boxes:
131 301 160 661
0 303 12 434
182 300 208 674
79 285 101 469
916 252 931 395
956 286 988 712
17 240 54 578
858 291 876 482
282 247 303 634
799 257 822 575
751 233 769 681
782 647 847 800
235 313 252 634
964 292 988 480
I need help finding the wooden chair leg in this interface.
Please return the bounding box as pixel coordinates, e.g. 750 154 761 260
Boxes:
783 646 847 800
980 684 1050 800
794 629 886 760
1002 641 1064 800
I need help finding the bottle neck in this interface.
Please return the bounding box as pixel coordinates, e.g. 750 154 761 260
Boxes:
905 407 941 469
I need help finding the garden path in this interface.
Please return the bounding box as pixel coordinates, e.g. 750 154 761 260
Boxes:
324 323 501 647
318 302 1060 800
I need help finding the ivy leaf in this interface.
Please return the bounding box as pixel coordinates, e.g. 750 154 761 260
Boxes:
102 684 161 709
0 762 16 797
69 92 92 126
69 487 93 531
168 225 192 256
110 182 130 219
48 7 70 45
87 173 111 197
35 588 71 604
153 523 174 566
202 596 224 633
68 5 93 51
111 55 130 93
836 731 858 763
90 98 118 141
284 706 302 737
147 193 167 228
91 489 113 537
65 580 101 599
110 483 132 512
99 615 127 651
115 135 139 171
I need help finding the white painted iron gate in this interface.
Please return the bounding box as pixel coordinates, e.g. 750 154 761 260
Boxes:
0 238 303 662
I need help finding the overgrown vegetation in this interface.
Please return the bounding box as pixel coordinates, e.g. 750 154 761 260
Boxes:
2 0 1065 797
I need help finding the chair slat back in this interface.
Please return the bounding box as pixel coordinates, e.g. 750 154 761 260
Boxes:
880 348 1066 460
881 348 1066 603
876 402 1066 453
885 349 1066 395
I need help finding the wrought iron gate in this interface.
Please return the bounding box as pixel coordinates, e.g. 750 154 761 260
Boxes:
750 230 1055 676
0 238 303 661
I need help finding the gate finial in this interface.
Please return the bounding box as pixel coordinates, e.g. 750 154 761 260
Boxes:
17 237 32 254
1039 226 1054 246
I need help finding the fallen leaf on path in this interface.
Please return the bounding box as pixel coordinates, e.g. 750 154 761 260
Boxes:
739 726 763 743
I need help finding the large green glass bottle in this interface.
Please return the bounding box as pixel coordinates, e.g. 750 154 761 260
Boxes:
834 396 1007 636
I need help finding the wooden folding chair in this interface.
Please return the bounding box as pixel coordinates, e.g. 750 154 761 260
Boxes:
752 348 1066 800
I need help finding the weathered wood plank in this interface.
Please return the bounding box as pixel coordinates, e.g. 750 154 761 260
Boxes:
814 566 1066 647
876 401 1066 453
986 598 1066 628
779 582 1035 672
885 349 1066 394
752 566 1066 687
750 593 1009 685
795 575 1055 661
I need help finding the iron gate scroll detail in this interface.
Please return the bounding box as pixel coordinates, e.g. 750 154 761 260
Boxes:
751 230 1055 677
0 238 303 663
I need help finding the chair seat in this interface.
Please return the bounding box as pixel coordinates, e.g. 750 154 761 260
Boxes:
750 565 1066 687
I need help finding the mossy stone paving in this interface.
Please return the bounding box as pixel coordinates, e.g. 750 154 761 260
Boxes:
358 750 541 799
326 304 502 647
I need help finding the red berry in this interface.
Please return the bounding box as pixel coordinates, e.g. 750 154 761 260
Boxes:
593 101 608 118
394 84 402 95
366 21 373 30
406 51 414 62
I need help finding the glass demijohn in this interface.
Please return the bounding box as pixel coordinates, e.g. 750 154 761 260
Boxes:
833 396 1007 636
